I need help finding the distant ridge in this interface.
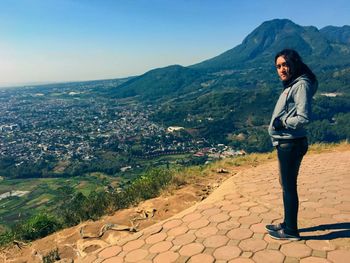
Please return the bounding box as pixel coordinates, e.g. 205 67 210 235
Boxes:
320 25 350 44
109 65 205 100
191 18 348 71
108 19 350 102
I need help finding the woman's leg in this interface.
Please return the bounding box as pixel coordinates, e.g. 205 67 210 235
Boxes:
277 139 308 233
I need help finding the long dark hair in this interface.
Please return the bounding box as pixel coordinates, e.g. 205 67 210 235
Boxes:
274 49 317 83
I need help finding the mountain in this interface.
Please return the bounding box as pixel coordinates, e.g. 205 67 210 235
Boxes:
192 19 349 71
320 25 350 44
109 19 350 103
108 65 208 100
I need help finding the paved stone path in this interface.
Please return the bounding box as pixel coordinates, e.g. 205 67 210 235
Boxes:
78 150 350 263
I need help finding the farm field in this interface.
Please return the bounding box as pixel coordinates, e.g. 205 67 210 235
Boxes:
0 175 119 230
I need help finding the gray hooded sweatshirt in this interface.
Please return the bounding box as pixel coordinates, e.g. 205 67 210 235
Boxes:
268 74 318 146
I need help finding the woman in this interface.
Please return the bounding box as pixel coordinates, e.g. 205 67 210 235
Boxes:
267 49 318 240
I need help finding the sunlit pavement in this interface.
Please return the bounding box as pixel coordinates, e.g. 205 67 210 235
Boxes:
79 150 350 263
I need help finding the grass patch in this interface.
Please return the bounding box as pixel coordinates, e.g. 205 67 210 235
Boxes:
308 140 350 153
0 176 119 229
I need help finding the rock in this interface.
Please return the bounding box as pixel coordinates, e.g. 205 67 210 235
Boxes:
216 168 229 173
76 239 108 258
212 183 220 188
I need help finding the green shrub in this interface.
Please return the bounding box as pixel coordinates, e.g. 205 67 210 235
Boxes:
16 212 62 241
0 230 15 247
0 212 62 247
59 192 88 226
85 190 113 219
125 168 172 202
110 168 173 209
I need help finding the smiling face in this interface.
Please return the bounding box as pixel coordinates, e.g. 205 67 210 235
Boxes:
275 56 292 82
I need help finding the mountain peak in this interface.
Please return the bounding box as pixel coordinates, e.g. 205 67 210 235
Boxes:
192 19 345 71
240 18 304 53
258 18 298 28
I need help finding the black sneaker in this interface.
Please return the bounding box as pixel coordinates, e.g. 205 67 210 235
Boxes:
269 229 301 241
265 223 284 232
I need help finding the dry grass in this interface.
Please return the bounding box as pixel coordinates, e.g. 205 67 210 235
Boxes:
164 141 349 193
308 140 350 153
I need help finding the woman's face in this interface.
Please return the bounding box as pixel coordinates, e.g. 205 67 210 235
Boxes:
275 56 292 82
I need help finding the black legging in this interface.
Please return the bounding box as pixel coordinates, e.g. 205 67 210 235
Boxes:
277 137 308 233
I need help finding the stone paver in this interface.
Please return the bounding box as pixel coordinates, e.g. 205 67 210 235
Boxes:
252 250 285 263
227 228 253 240
124 249 148 262
217 220 240 230
153 251 179 263
305 240 335 251
148 241 172 253
195 226 218 238
98 245 122 258
188 219 210 229
188 253 215 263
167 225 188 237
145 232 167 244
228 259 254 263
280 243 312 258
327 250 350 263
102 256 124 263
179 243 205 257
238 238 267 252
203 235 229 248
208 212 230 223
172 233 196 246
300 257 331 263
82 150 350 263
162 219 183 229
183 212 202 222
250 223 266 233
123 239 145 251
213 245 241 260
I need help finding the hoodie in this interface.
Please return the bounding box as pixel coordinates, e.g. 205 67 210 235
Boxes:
268 74 318 146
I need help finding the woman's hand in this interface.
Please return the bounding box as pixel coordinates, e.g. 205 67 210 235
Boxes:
273 117 285 130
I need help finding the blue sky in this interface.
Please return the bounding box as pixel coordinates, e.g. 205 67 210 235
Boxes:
0 0 349 87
